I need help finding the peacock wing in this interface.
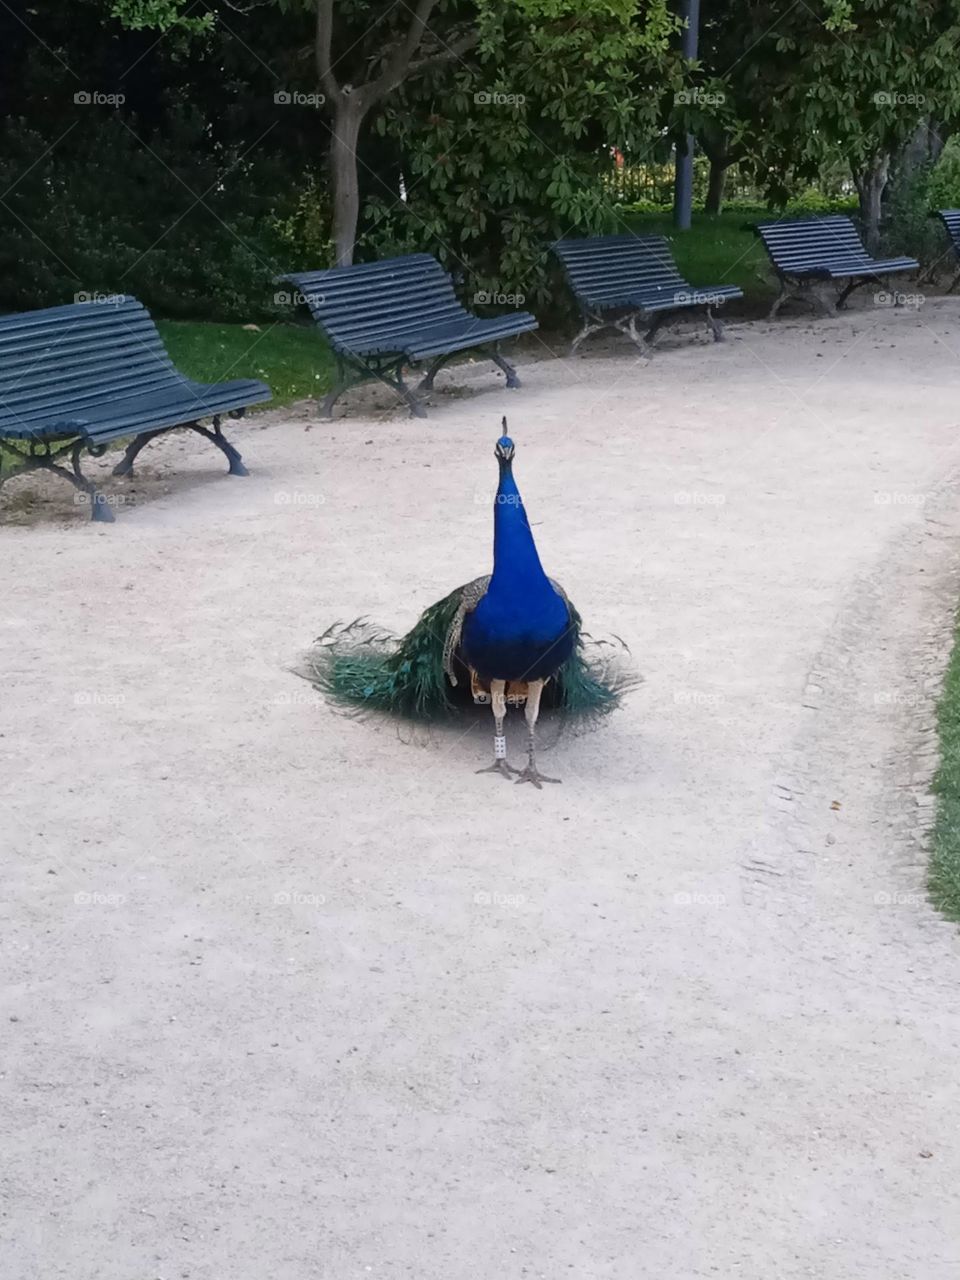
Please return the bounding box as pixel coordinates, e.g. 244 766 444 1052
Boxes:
442 575 491 684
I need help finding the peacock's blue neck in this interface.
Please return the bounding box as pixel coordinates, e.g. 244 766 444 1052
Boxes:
488 457 553 597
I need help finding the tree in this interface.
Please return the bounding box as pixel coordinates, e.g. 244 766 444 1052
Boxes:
111 0 481 267
314 2 479 266
361 0 680 308
672 0 784 215
694 0 960 240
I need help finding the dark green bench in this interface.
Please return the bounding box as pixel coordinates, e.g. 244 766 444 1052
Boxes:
552 234 743 354
0 297 271 522
754 215 918 318
279 254 538 418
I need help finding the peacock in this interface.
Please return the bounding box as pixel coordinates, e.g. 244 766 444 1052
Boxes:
304 420 635 788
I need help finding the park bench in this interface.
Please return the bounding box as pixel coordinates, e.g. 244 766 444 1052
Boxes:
754 215 918 319
934 210 960 292
551 233 743 354
0 296 271 522
279 254 538 418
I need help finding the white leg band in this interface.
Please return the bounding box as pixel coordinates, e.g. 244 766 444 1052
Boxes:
494 735 507 759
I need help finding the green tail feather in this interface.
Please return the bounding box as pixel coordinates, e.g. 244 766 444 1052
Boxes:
303 586 465 721
301 584 638 723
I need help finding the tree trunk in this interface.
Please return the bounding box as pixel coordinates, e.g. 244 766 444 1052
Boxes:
330 98 365 267
314 0 477 269
854 153 890 251
898 120 934 180
705 156 726 214
928 121 952 165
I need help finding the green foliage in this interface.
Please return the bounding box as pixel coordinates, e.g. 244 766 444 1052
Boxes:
930 608 960 920
0 0 320 318
784 187 859 214
0 115 318 320
109 0 212 32
359 0 683 313
928 137 960 209
13 0 960 325
879 162 944 268
697 0 960 208
270 173 335 267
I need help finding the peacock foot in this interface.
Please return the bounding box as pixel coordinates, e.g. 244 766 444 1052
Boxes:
515 763 561 789
476 759 521 780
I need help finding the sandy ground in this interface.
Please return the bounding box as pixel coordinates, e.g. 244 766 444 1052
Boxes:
3 300 960 1279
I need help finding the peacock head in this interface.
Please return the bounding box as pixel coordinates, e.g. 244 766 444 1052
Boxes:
495 418 515 466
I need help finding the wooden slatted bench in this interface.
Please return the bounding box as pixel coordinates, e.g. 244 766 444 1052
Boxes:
0 296 271 522
754 215 918 319
551 234 743 355
279 254 538 418
934 210 960 292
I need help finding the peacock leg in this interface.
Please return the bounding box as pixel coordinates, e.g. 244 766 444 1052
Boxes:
475 679 520 779
515 679 561 789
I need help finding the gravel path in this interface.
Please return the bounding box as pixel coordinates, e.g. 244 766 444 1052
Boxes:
3 302 960 1279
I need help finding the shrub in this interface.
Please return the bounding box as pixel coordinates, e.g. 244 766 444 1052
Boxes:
880 162 945 272
784 187 858 214
928 137 960 211
358 0 682 325
0 114 324 321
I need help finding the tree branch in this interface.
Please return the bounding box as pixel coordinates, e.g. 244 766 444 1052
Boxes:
315 0 341 106
407 30 480 78
362 0 469 105
381 0 439 87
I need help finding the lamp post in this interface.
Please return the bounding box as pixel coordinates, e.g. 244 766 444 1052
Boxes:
673 0 701 230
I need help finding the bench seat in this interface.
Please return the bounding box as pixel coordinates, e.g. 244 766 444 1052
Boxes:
280 254 538 418
934 210 960 292
552 234 743 354
0 297 271 522
754 216 918 317
0 378 270 443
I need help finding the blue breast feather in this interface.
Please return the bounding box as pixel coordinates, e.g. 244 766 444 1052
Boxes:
461 436 574 683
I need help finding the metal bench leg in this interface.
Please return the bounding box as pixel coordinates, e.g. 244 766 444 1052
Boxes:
417 354 454 394
835 279 859 310
112 429 166 477
0 439 115 522
393 366 428 418
318 356 355 419
69 442 115 521
186 418 249 476
340 356 427 418
489 349 521 389
320 380 349 419
569 315 607 356
332 355 430 419
643 314 667 349
706 306 725 342
768 278 791 320
808 284 836 316
609 313 649 354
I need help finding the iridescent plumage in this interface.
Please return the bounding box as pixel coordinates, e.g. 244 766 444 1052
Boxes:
304 421 635 784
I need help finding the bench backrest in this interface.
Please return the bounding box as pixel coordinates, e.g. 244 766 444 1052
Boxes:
755 215 872 274
937 209 960 249
283 254 470 356
0 296 179 436
552 234 686 308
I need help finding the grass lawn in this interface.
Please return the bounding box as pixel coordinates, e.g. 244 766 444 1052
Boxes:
157 319 334 409
930 619 960 921
619 206 779 308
